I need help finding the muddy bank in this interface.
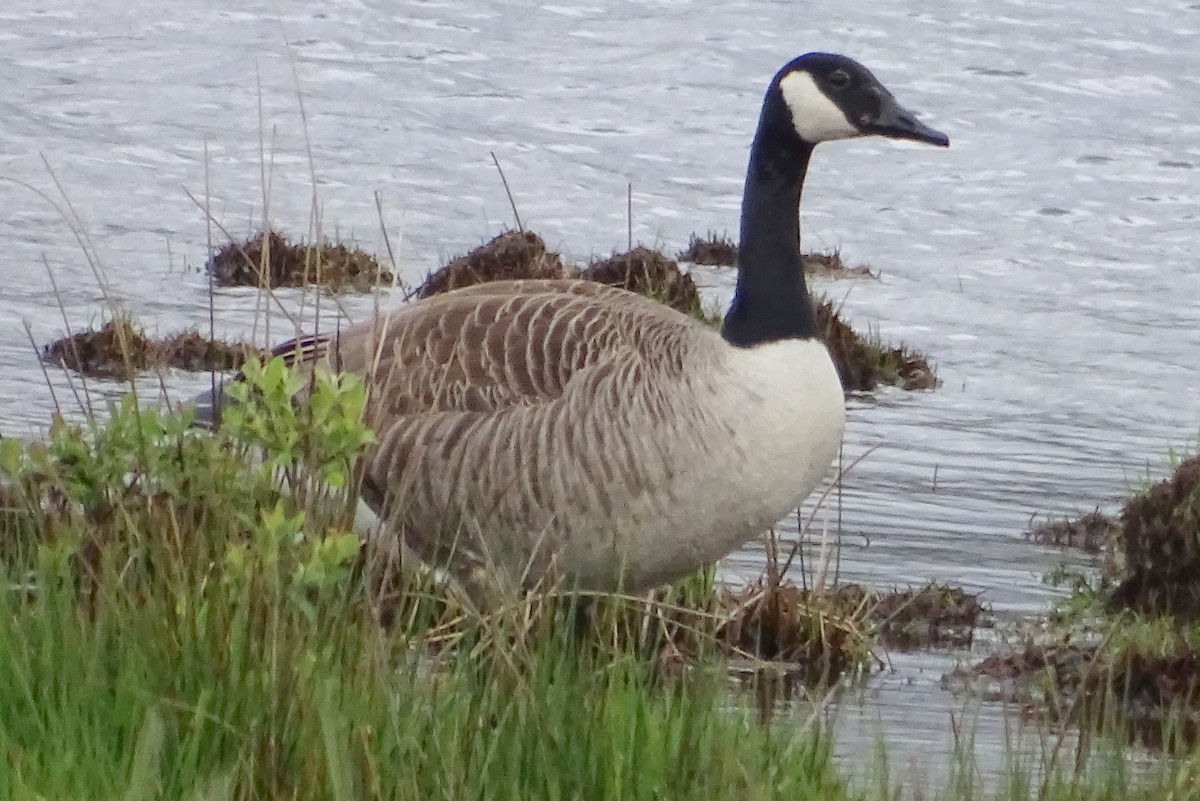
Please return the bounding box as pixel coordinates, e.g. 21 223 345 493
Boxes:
42 318 265 381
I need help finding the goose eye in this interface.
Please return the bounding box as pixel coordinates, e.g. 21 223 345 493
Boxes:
828 70 852 91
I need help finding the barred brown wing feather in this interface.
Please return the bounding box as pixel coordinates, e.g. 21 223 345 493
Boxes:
278 279 695 417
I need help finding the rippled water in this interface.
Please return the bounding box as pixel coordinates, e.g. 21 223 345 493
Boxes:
3 0 1199 784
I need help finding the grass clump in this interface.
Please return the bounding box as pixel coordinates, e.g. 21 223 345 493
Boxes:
42 316 265 381
869 582 988 649
953 619 1200 752
0 355 859 799
718 580 876 684
816 299 939 392
957 454 1200 754
677 232 875 278
415 229 566 297
1112 454 1200 618
207 230 394 291
582 246 715 322
677 230 738 266
1024 455 1200 619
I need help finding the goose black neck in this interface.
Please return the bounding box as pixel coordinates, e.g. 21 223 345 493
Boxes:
721 117 817 348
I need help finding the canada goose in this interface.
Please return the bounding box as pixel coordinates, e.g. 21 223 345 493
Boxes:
192 52 948 601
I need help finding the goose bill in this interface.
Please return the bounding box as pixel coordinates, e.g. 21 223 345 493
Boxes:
871 100 950 147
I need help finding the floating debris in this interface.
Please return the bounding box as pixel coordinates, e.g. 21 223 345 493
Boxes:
43 318 265 381
207 230 394 292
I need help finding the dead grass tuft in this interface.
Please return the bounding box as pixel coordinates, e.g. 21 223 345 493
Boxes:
415 230 565 298
677 231 738 267
678 233 874 279
207 230 394 292
582 246 706 319
1027 510 1122 555
816 299 939 392
43 318 265 381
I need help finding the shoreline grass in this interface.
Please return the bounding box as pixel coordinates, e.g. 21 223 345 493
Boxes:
951 453 1200 759
2 356 1196 798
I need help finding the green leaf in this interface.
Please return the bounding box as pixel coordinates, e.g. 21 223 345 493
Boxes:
0 437 23 477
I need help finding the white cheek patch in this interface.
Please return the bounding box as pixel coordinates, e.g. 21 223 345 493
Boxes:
778 71 861 143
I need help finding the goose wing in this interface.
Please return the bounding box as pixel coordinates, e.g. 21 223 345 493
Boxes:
272 278 711 418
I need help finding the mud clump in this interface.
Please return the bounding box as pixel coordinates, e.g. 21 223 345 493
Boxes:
1027 510 1121 554
43 319 265 381
416 230 565 298
582 247 706 319
816 298 939 392
207 231 394 292
43 319 156 381
1110 456 1200 618
677 231 738 267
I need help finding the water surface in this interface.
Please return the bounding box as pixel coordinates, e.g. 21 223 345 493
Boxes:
3 0 1199 783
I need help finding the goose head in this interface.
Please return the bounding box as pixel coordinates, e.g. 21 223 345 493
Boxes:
771 52 949 148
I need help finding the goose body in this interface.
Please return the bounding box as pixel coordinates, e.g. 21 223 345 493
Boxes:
193 52 948 598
